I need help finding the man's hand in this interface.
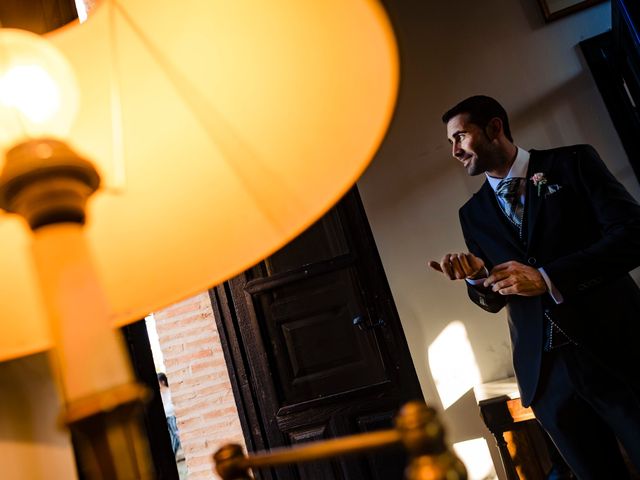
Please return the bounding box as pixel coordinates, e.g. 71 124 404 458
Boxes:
428 252 486 280
484 261 547 296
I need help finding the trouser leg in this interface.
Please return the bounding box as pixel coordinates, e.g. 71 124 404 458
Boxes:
562 346 640 473
530 347 631 480
167 415 181 455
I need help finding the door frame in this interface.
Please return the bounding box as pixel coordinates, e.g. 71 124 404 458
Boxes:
208 188 422 479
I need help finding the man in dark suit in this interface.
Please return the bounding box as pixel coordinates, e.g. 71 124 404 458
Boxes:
429 96 640 479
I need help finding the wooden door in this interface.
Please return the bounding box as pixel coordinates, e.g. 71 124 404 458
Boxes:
210 188 423 479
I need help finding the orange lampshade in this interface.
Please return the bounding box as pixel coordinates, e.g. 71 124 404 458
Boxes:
0 0 398 361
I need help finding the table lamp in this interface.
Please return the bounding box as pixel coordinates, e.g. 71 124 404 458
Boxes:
0 0 399 477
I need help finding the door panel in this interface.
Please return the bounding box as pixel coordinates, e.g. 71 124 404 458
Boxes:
254 267 388 405
211 188 422 479
289 425 342 480
264 211 350 276
356 410 408 480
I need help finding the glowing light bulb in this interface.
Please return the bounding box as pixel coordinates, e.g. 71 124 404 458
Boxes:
0 29 79 156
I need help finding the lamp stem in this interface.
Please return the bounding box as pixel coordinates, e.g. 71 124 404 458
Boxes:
0 139 154 479
32 223 133 400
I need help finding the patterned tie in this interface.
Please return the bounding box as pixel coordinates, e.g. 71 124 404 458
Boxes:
495 177 525 234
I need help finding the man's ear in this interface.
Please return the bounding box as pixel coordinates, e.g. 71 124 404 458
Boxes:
485 117 503 141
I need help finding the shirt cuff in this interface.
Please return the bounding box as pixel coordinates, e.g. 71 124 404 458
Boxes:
539 267 564 304
465 266 489 286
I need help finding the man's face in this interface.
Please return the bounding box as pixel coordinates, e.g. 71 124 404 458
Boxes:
446 113 497 176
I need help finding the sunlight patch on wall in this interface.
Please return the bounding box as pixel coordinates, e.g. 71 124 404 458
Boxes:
453 437 497 480
145 313 166 372
428 321 481 409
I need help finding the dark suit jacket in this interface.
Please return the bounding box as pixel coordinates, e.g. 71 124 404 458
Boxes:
459 145 640 406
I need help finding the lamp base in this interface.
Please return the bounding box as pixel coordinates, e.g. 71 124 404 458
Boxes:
0 138 100 230
64 383 155 480
0 139 155 478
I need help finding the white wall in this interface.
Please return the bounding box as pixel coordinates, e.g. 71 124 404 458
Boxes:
358 1 634 477
0 353 78 480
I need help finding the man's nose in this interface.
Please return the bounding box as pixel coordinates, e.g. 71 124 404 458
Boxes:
452 144 464 159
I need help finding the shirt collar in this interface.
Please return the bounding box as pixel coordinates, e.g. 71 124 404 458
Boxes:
486 147 530 192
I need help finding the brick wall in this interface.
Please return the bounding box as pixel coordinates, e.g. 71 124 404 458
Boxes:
154 292 245 479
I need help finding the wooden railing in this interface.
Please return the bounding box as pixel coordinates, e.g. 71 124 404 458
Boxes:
213 401 467 480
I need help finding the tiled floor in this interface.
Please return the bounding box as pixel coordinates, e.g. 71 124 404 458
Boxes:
175 447 188 479
177 458 188 479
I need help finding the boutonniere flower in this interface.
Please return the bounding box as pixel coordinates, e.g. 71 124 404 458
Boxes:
530 172 547 197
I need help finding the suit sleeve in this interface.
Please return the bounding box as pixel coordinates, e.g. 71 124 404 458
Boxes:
543 145 640 299
459 209 506 313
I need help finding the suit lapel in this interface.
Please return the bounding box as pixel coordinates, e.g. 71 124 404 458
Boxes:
525 150 550 247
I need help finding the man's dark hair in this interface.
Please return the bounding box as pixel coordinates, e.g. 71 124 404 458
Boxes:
442 95 513 142
157 372 168 387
